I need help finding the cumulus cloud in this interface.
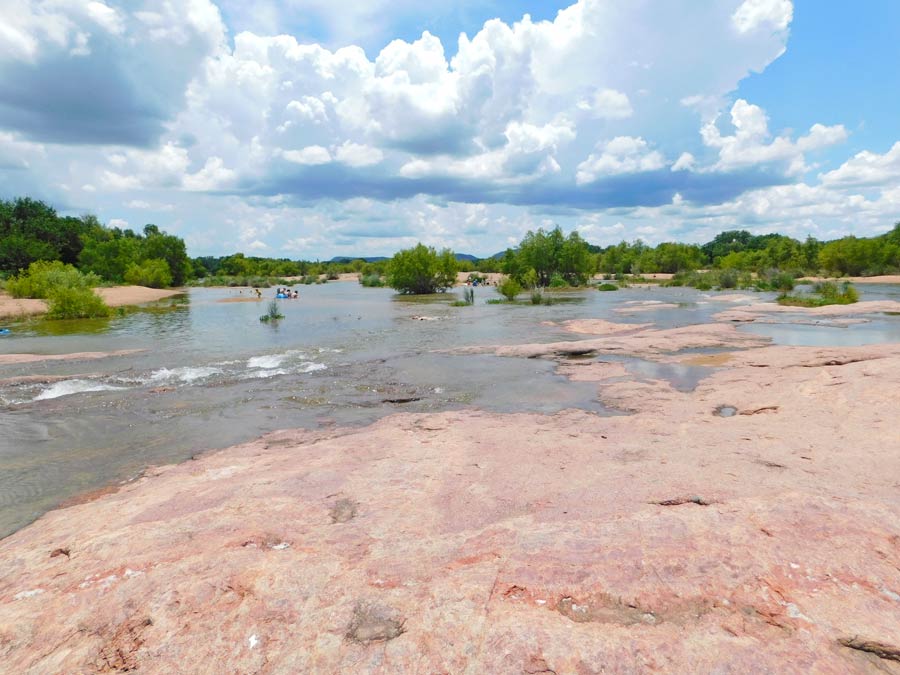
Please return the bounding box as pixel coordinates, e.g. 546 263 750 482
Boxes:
577 89 633 119
13 0 896 256
0 0 226 145
819 141 900 188
701 99 846 175
576 137 666 184
732 0 793 34
280 146 332 165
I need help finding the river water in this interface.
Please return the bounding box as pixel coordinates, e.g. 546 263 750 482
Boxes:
1 282 899 537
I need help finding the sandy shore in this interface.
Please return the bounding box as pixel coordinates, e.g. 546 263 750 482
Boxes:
0 286 182 321
801 274 900 284
2 318 899 671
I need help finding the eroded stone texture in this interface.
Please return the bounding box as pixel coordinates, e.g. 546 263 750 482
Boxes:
1 344 899 673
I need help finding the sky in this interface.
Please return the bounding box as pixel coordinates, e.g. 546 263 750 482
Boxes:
1 0 899 259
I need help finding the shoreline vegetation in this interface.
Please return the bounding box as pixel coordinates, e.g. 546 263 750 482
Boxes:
2 196 899 312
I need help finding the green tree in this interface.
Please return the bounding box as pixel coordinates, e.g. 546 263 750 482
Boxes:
124 259 173 288
386 243 458 294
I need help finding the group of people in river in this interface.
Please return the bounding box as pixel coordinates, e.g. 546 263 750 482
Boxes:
275 287 299 299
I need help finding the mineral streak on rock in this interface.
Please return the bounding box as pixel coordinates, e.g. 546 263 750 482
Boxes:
1 342 899 672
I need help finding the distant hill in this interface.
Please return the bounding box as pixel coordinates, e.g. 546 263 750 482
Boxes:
329 253 481 263
327 256 389 263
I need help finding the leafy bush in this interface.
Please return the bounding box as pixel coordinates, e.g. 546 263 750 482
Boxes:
597 283 618 291
496 276 522 301
123 258 173 288
45 286 111 319
718 269 738 289
548 273 568 288
359 274 385 287
530 288 544 304
777 281 859 307
6 260 100 299
259 300 285 322
386 243 458 294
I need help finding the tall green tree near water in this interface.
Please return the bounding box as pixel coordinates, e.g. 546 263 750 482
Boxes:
386 243 458 294
505 226 594 286
0 198 91 274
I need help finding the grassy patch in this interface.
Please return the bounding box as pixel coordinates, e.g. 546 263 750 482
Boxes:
777 281 859 307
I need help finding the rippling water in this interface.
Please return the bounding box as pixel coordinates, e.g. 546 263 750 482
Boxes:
1 282 898 537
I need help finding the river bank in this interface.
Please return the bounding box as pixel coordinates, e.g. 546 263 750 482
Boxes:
0 286 182 321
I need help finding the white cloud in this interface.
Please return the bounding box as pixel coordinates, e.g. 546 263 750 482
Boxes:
183 156 236 190
672 152 696 172
732 0 793 34
819 141 900 188
576 136 666 184
334 141 383 167
280 146 332 165
399 120 574 183
577 89 633 119
701 99 846 175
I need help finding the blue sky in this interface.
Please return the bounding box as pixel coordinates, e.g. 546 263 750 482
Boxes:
1 0 898 258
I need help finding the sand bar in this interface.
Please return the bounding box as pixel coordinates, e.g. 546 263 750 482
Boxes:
0 286 182 321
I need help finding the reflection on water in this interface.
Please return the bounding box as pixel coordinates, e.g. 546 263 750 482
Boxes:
0 282 898 537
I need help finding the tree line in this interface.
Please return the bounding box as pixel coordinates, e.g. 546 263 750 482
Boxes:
3 197 899 291
1 198 190 287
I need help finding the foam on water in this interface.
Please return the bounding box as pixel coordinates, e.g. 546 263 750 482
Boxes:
247 354 287 369
34 380 125 401
147 366 223 384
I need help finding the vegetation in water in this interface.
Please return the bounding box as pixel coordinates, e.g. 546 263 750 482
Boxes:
45 286 112 319
597 283 619 291
500 226 593 287
259 300 285 322
359 274 385 287
778 281 859 307
496 276 523 301
386 243 458 294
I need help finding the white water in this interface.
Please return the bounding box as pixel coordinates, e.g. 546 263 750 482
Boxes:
33 380 125 401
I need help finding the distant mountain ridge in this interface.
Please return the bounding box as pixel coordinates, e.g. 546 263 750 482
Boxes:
329 253 487 263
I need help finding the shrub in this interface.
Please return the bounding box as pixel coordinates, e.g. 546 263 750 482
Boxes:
597 283 618 291
548 274 568 288
386 243 458 294
123 258 173 288
530 288 544 304
259 300 284 322
359 274 385 287
496 276 522 301
45 286 111 319
6 260 99 299
777 281 859 307
718 269 738 289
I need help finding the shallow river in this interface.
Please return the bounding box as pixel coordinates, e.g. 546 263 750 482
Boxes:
1 282 899 536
